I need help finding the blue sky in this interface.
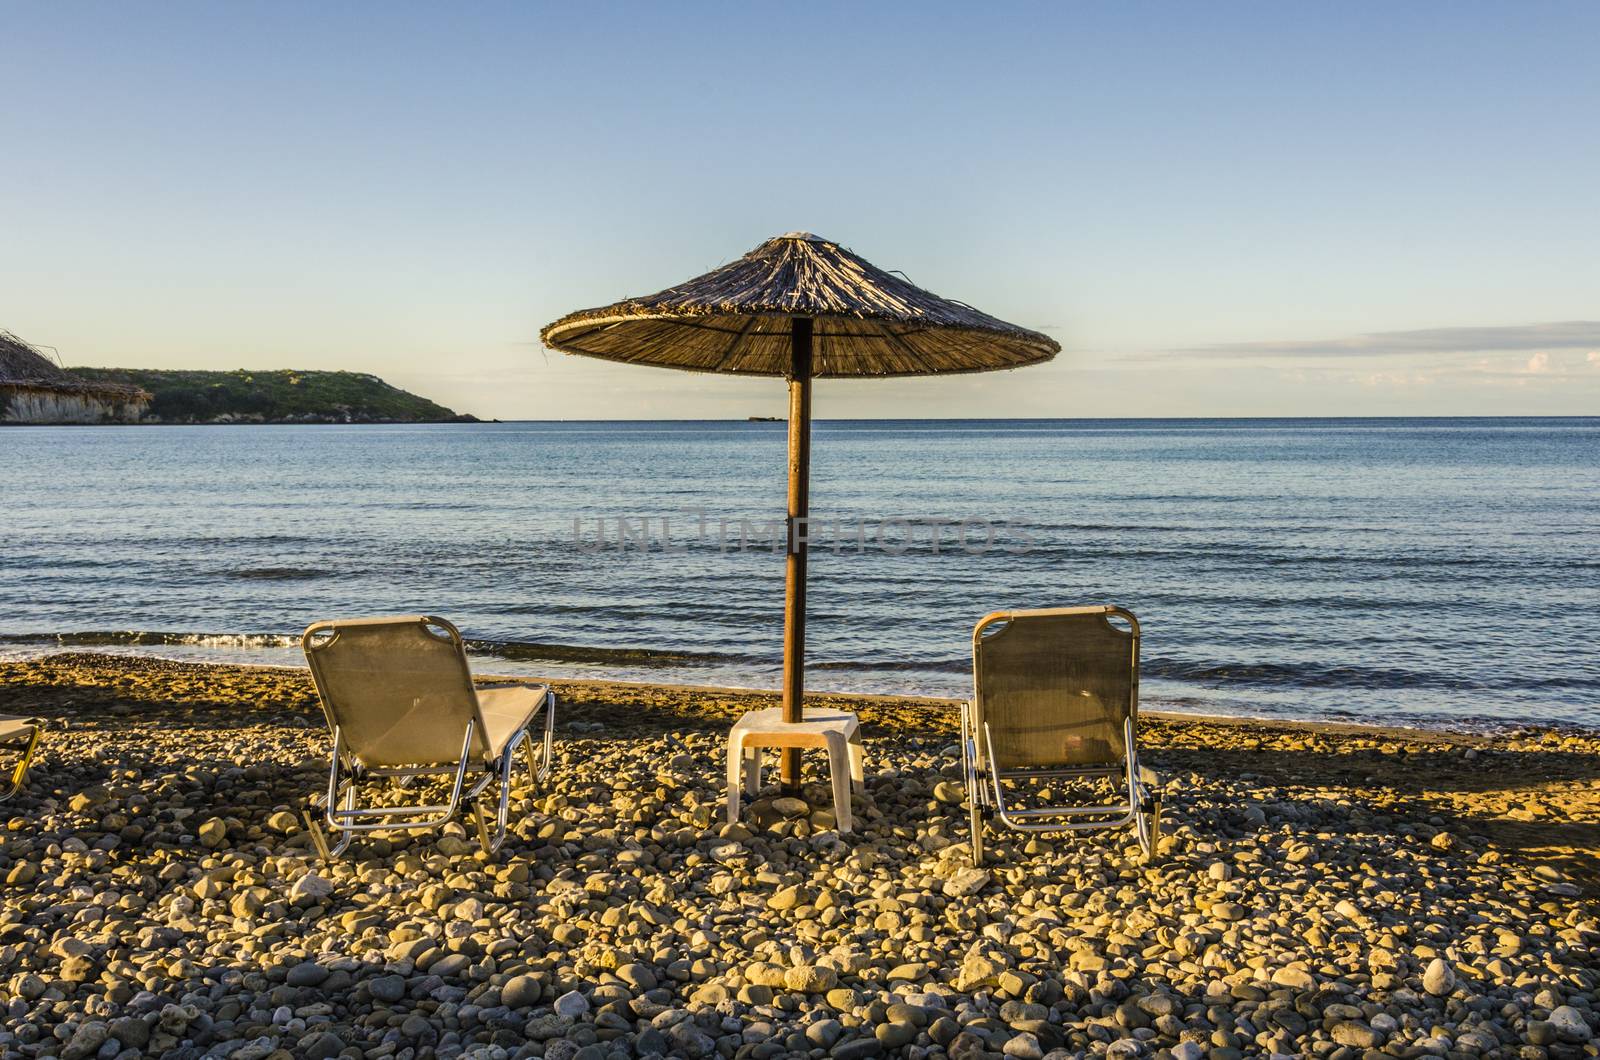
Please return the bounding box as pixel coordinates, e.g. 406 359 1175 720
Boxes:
3 2 1597 418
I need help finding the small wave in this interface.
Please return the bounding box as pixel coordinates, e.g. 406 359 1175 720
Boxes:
1144 657 1445 690
464 638 753 668
811 657 969 674
0 630 752 668
803 653 1600 696
0 631 302 650
1143 657 1600 693
226 567 331 581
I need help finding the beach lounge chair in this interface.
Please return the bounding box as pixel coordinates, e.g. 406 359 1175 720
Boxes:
0 714 43 802
300 615 555 860
963 606 1160 864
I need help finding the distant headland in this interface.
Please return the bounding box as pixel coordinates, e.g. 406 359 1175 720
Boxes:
71 367 476 425
1 331 473 425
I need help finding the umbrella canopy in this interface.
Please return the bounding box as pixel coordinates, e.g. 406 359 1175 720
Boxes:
540 232 1058 376
541 233 1058 794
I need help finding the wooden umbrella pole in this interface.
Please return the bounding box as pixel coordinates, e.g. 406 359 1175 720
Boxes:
781 316 813 793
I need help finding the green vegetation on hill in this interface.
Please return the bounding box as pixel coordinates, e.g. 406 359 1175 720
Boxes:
70 368 474 424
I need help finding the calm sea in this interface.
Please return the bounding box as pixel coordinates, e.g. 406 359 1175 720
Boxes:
3 419 1597 730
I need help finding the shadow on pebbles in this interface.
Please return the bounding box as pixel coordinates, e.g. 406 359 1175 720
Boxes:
0 656 1597 1060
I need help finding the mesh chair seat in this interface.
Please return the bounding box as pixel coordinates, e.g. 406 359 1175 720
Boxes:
974 610 1134 771
0 716 40 742
476 685 550 760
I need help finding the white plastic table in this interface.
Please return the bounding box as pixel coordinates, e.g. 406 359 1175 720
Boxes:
726 707 864 833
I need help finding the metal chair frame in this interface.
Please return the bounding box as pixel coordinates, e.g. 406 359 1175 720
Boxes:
962 606 1160 864
0 720 43 802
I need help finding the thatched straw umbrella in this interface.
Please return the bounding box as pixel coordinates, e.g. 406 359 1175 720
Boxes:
541 233 1058 792
0 331 86 389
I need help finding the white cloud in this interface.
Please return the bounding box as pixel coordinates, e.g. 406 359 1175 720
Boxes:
1358 369 1434 388
1525 352 1551 373
1176 321 1600 359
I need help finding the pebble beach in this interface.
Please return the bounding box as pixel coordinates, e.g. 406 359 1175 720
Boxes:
2 654 1597 1060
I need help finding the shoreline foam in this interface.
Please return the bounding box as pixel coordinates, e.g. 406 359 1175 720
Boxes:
3 645 1592 739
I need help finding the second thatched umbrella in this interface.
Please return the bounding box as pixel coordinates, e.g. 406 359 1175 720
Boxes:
541 232 1059 791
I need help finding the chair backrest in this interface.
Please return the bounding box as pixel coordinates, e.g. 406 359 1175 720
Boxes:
972 606 1140 770
302 616 489 768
